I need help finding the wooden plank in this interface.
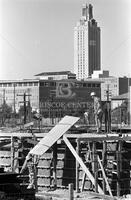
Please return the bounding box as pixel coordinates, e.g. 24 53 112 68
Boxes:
117 140 122 197
66 133 131 142
92 142 98 193
76 139 80 192
11 136 15 172
81 173 86 192
63 135 104 194
52 143 57 189
69 183 74 200
98 156 113 197
102 141 107 194
29 116 79 156
1 131 131 142
81 142 92 192
0 132 36 138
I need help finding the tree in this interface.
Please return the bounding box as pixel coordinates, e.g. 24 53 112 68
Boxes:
18 102 32 123
0 101 12 126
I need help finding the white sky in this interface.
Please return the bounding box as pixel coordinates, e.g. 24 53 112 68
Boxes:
0 0 131 80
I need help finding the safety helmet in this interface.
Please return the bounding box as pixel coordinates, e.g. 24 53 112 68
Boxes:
90 92 96 96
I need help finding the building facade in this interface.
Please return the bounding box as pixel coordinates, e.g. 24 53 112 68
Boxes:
74 4 101 80
0 78 101 121
0 80 39 113
92 70 131 101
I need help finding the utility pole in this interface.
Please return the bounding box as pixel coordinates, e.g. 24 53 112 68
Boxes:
105 85 111 133
2 89 6 126
23 93 26 124
18 92 31 124
128 77 130 125
13 83 16 114
3 89 5 104
50 90 55 125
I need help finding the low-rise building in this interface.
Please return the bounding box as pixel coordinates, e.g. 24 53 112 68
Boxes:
35 71 76 80
0 79 39 113
91 70 131 101
0 77 101 121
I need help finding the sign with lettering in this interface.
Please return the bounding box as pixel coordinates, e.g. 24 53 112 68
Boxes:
56 82 76 98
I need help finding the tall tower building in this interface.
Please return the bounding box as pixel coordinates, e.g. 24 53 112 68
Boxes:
74 4 101 79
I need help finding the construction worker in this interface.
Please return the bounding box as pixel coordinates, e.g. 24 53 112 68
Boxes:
84 110 89 125
90 92 103 133
20 153 38 189
104 101 111 133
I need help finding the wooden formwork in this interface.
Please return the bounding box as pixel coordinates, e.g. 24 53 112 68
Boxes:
0 130 131 197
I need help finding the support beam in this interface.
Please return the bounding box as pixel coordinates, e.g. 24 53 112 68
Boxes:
11 136 15 172
76 139 80 193
102 141 107 193
69 183 74 200
63 135 104 194
98 156 113 197
52 142 57 189
117 140 122 197
92 142 98 193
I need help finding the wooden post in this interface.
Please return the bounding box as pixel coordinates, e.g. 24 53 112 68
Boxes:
76 139 80 193
52 142 57 189
117 140 122 197
102 141 107 194
33 155 38 192
14 138 21 173
119 141 122 172
81 142 92 192
92 142 98 193
69 183 74 200
98 156 113 197
33 135 39 192
11 136 15 172
116 150 120 197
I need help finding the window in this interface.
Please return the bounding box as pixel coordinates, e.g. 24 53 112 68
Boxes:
18 83 22 87
88 83 91 87
29 83 33 86
23 83 27 86
44 82 49 87
50 82 56 87
34 82 38 86
40 82 48 87
8 83 12 87
40 82 44 86
75 83 80 88
83 83 87 87
96 84 100 88
3 83 7 87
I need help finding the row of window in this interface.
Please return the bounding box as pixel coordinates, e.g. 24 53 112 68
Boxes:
0 81 100 89
0 88 39 93
0 82 39 87
2 89 32 94
40 82 100 88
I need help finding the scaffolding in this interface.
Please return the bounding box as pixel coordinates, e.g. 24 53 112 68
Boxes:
0 122 131 197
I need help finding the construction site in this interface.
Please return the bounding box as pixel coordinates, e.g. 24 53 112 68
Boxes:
0 78 130 199
0 106 131 200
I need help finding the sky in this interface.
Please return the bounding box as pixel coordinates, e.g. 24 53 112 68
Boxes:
0 0 131 80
